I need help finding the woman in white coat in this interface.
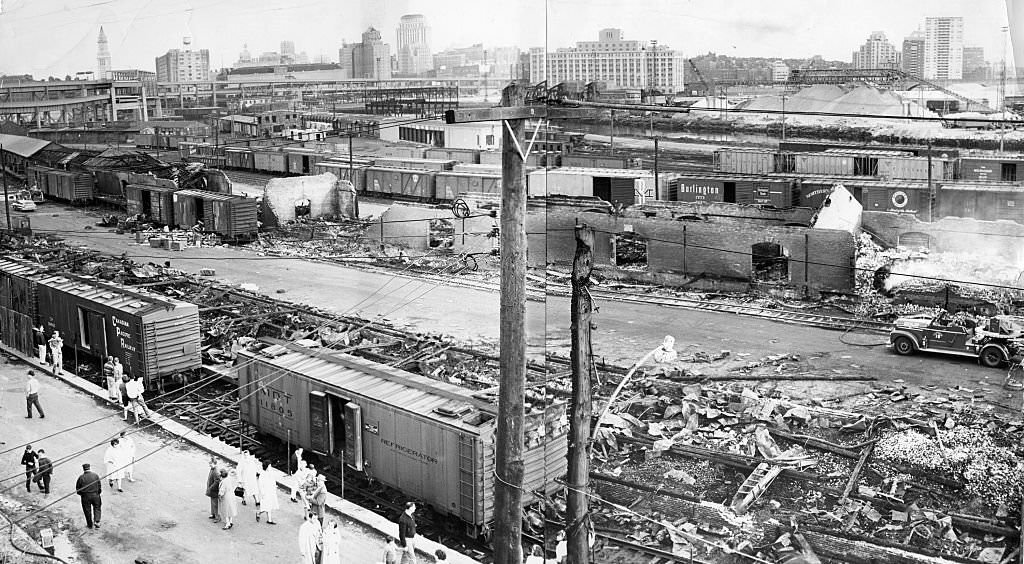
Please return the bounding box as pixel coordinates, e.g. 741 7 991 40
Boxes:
103 439 126 492
320 520 342 564
256 460 279 524
218 469 238 530
237 451 260 506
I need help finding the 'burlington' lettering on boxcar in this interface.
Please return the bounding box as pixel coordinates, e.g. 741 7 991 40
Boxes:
379 438 438 465
112 317 138 354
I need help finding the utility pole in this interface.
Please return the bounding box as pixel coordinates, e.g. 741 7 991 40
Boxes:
927 138 933 222
653 137 660 201
567 224 595 564
609 109 615 154
0 145 10 230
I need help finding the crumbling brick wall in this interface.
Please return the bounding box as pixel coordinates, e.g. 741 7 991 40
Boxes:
863 212 1024 265
263 174 338 226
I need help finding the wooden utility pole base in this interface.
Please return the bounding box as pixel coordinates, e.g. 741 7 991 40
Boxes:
567 225 595 564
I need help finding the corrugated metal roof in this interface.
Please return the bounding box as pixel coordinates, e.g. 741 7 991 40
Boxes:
241 344 496 432
823 149 915 157
0 258 194 316
0 134 51 158
174 189 249 202
126 183 178 194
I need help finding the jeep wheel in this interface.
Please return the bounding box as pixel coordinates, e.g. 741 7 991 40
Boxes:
892 336 915 355
980 346 1006 368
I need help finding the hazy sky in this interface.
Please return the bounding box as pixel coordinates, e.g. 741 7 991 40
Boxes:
0 0 1015 78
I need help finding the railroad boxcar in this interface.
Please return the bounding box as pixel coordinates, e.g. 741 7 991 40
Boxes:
26 165 94 203
0 259 200 388
435 172 502 201
225 148 256 170
958 155 1024 182
480 150 554 167
852 181 932 219
794 153 856 176
134 133 155 148
560 153 632 169
236 341 567 537
125 184 178 225
364 167 437 200
370 157 456 172
172 189 260 240
424 147 480 164
527 167 649 207
284 148 328 175
713 148 778 175
311 162 370 193
253 150 289 174
779 140 959 160
375 146 427 159
453 163 503 175
937 182 1024 224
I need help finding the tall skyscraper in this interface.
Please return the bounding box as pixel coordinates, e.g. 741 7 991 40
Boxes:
396 14 432 75
529 29 685 93
962 46 988 80
852 31 899 69
902 31 926 77
155 37 211 82
281 40 296 64
96 26 112 79
339 28 392 80
924 17 964 80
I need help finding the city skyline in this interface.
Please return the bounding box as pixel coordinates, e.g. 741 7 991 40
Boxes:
0 0 1015 78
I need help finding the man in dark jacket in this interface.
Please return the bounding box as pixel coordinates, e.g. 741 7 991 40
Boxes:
33 449 53 494
33 325 46 364
21 445 37 492
75 463 102 529
206 457 221 522
398 501 418 564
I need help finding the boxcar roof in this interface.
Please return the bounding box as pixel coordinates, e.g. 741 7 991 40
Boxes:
174 189 249 202
0 259 195 316
240 342 498 431
127 183 178 194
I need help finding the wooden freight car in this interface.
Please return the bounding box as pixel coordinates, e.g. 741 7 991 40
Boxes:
435 171 502 201
370 157 456 172
311 161 369 193
25 165 94 203
284 148 329 175
224 147 256 170
364 167 437 200
424 147 480 164
0 259 200 388
937 182 1024 224
126 184 178 225
172 189 259 240
253 149 289 174
236 341 567 537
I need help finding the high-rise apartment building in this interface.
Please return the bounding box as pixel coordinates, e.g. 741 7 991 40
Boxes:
852 31 899 69
339 28 392 80
96 26 112 79
528 29 685 92
396 14 431 75
901 31 925 77
924 17 964 80
962 46 988 80
155 37 211 82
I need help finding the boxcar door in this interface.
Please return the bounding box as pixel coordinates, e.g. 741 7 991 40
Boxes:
77 307 108 357
308 391 330 456
343 402 363 470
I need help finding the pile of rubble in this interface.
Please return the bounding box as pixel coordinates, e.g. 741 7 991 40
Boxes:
584 372 1024 563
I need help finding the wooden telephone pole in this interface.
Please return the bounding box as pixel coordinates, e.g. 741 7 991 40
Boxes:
567 224 595 564
445 86 601 564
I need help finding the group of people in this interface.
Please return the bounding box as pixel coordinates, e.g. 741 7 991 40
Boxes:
101 357 150 423
20 444 53 494
207 451 282 529
32 325 64 376
102 433 137 492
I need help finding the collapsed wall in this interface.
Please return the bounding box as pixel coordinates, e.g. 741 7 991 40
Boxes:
263 173 338 226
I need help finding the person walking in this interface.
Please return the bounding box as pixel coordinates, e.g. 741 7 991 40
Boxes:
118 431 136 482
47 331 63 375
111 359 125 401
102 357 116 401
297 512 322 564
206 458 221 522
256 460 278 524
236 451 259 507
25 371 44 419
21 445 38 492
125 375 150 423
310 474 327 525
320 520 342 564
119 375 131 421
398 502 418 564
103 439 125 492
75 463 102 529
292 447 304 475
290 459 310 505
33 449 53 495
33 325 46 364
218 469 237 530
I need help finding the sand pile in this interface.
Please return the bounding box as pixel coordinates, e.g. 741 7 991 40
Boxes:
737 85 916 118
821 87 906 117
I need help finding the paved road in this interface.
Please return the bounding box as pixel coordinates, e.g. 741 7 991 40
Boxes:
0 359 386 564
28 204 1019 409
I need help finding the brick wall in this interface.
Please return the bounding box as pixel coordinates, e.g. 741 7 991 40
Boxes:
263 174 337 226
864 212 1024 265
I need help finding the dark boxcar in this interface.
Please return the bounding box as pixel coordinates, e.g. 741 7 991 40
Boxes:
958 156 1024 182
27 166 94 203
370 157 456 172
435 172 502 201
225 148 256 170
937 182 1024 224
125 184 177 225
236 342 567 536
855 181 932 219
0 259 40 355
284 148 327 175
172 189 260 240
34 272 200 388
